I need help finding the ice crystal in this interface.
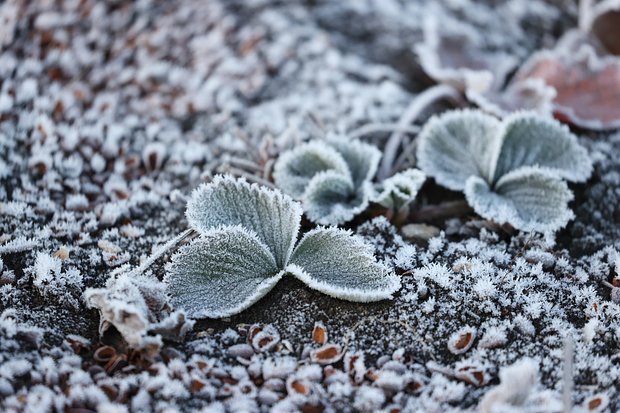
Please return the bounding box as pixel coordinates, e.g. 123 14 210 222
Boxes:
417 109 592 232
30 253 83 309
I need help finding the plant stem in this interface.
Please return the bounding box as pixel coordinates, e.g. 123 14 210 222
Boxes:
132 228 194 276
216 165 277 189
408 200 472 222
392 136 418 173
225 156 264 173
578 0 593 31
562 336 574 413
378 84 460 181
347 123 420 140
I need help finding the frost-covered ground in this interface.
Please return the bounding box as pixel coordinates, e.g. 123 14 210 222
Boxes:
1 0 619 412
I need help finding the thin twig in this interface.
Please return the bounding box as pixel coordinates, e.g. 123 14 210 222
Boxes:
232 128 262 162
347 123 421 140
602 280 615 289
132 229 195 276
225 156 264 173
392 136 419 172
217 165 277 189
306 111 327 138
378 84 460 181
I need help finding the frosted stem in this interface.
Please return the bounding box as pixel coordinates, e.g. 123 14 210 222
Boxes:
562 336 574 413
132 229 194 276
378 84 459 181
578 0 593 31
216 165 277 189
392 137 418 172
348 123 420 140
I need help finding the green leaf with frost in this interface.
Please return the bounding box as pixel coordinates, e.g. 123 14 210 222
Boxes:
287 227 400 302
186 175 302 267
372 168 426 211
465 167 574 233
326 135 381 187
165 226 285 318
166 176 399 318
417 110 502 191
273 137 390 225
272 141 349 199
303 170 370 226
492 113 593 183
417 109 592 232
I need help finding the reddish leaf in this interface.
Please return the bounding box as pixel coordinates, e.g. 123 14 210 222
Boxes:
514 47 620 130
589 0 620 55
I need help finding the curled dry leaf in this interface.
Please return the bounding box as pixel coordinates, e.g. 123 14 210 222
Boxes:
286 376 311 396
227 343 254 360
53 246 70 260
310 344 344 365
584 393 610 412
406 375 425 394
142 142 167 171
447 326 476 355
311 321 327 345
344 352 367 384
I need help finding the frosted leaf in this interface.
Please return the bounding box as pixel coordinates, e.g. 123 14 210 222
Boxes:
372 168 426 211
417 110 503 190
165 226 284 318
326 136 381 187
272 141 349 199
84 273 156 347
186 175 301 267
287 227 400 302
493 112 593 183
302 171 370 226
466 77 556 119
465 167 574 233
513 48 620 130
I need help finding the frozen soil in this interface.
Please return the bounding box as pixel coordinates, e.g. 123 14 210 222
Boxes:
1 0 619 412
